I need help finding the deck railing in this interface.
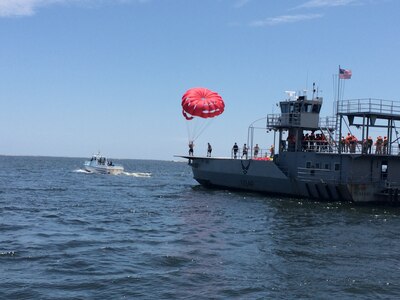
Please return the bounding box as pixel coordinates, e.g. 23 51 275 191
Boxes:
337 98 400 115
267 114 337 129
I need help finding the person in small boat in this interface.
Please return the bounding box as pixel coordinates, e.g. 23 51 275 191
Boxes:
189 141 194 156
207 143 212 157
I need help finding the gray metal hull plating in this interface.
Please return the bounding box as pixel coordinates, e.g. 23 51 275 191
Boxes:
182 153 400 203
188 157 347 201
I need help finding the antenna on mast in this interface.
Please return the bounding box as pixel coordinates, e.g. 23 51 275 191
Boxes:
312 82 316 99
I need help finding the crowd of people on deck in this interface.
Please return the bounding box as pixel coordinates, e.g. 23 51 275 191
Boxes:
339 133 359 153
232 143 274 159
340 133 390 154
187 132 394 158
301 132 330 152
286 131 392 155
188 140 275 159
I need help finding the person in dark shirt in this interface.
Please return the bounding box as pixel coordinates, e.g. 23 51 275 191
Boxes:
242 143 248 159
367 136 373 154
188 141 194 156
232 143 239 159
207 143 212 157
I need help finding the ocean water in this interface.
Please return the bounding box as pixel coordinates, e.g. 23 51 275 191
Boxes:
1 155 400 299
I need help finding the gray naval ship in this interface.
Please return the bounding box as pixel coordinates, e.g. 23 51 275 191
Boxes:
179 87 400 203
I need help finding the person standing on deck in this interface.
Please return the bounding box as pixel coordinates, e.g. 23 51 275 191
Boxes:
188 141 194 156
270 145 275 158
340 136 346 153
362 139 368 154
232 143 239 159
253 144 260 158
368 136 373 154
383 136 388 154
345 133 352 153
207 143 212 157
242 144 248 159
350 135 357 153
375 136 383 154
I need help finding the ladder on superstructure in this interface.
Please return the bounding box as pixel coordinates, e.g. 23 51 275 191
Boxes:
319 115 338 152
319 126 338 152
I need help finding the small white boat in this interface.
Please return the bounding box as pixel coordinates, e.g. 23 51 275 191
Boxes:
83 153 124 175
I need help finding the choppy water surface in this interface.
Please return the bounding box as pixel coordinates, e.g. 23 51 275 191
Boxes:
1 155 400 299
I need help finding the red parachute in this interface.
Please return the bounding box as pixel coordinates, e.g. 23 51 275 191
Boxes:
181 87 225 120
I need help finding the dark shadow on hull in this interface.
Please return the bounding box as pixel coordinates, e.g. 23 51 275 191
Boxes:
196 179 307 201
195 179 400 206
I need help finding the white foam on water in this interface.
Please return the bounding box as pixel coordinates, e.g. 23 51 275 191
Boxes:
74 169 151 177
74 169 90 173
122 172 152 177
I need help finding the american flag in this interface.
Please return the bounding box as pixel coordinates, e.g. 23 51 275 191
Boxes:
339 68 352 79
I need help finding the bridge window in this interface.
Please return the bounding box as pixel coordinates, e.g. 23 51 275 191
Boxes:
312 104 321 113
281 103 289 113
302 104 313 113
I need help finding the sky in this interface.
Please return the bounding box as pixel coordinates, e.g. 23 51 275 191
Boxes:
1 0 400 160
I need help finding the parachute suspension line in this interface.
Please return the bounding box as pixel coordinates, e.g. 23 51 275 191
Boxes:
185 121 191 142
192 118 215 141
192 118 202 140
185 118 215 142
186 117 202 142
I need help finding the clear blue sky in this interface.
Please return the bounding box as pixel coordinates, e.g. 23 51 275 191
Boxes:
1 0 399 160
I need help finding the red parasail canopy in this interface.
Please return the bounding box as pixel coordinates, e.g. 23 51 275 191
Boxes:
181 87 225 120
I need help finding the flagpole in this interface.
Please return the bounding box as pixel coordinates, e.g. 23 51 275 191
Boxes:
337 65 341 102
336 65 341 152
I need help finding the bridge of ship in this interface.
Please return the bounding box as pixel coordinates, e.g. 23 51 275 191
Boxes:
264 98 400 156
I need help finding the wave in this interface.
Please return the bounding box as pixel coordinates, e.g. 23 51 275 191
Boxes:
122 171 152 177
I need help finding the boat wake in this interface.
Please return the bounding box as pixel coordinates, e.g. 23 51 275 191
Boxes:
122 171 152 177
74 169 90 173
74 169 151 177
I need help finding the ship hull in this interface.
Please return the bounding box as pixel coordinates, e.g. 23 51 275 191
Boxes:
181 155 400 203
187 157 350 201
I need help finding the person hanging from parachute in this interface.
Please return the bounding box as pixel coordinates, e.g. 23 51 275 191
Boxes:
181 87 225 155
